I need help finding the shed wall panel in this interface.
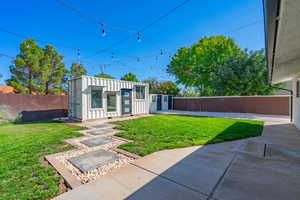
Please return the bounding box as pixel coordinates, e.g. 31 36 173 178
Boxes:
69 76 149 121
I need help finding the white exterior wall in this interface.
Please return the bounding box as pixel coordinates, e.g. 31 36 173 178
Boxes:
292 78 300 129
68 77 82 120
162 95 169 110
149 94 172 113
69 76 149 121
149 94 157 113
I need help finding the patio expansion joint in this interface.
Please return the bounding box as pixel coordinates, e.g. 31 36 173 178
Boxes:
130 162 209 198
206 145 241 200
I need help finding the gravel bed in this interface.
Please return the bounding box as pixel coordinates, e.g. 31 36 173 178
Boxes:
49 116 151 184
52 122 135 184
55 137 133 183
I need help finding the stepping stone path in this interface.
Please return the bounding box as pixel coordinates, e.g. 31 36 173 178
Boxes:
89 123 112 129
81 137 116 147
86 129 115 136
68 122 128 174
68 149 120 173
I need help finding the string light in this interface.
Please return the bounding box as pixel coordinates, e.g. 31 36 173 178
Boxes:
101 24 106 37
160 49 164 55
137 32 141 42
111 53 115 59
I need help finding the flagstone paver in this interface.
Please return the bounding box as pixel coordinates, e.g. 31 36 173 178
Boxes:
89 124 113 129
86 129 116 136
80 137 116 147
68 149 121 173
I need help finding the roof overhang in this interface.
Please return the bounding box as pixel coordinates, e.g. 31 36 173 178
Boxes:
264 0 300 83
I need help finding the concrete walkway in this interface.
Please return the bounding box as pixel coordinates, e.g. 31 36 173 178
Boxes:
55 113 300 200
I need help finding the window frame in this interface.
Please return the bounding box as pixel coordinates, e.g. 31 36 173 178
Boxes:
106 91 117 112
163 96 168 102
135 86 145 100
90 86 103 109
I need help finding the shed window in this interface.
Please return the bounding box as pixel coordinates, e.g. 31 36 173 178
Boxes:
107 92 117 112
91 87 103 108
136 86 145 99
164 96 168 102
152 95 156 102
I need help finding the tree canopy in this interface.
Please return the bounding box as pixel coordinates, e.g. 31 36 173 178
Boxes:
7 38 44 94
143 78 180 95
70 62 87 77
143 77 161 94
121 73 138 82
40 45 67 94
167 35 280 96
215 49 281 95
94 72 115 79
6 38 85 94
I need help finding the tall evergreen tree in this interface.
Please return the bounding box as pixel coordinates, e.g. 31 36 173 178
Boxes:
6 38 44 94
40 45 67 94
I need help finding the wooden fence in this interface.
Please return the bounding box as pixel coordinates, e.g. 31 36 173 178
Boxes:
173 96 290 115
0 93 68 122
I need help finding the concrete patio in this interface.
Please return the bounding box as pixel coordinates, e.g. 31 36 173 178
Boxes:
55 113 299 200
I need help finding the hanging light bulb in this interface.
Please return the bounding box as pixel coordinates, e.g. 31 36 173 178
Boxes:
111 53 114 59
137 32 141 42
101 24 106 37
137 57 140 62
160 49 163 55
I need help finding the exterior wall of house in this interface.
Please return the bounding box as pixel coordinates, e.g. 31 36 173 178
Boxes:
68 76 149 121
292 78 300 129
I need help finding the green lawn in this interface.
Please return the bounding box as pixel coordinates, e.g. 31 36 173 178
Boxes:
113 114 264 156
0 121 84 200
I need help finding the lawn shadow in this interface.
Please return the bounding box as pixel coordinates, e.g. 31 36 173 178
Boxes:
205 121 264 145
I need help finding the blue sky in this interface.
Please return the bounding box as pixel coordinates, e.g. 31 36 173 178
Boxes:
0 0 264 85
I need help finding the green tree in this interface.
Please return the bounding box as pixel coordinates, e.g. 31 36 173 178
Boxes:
94 72 115 79
156 81 180 95
215 49 282 95
167 35 244 96
40 45 67 94
143 78 180 95
179 87 201 97
143 77 161 94
121 73 138 82
70 62 87 77
6 38 44 94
